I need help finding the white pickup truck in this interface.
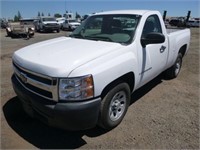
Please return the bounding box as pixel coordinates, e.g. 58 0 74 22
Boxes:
35 17 60 33
12 10 190 130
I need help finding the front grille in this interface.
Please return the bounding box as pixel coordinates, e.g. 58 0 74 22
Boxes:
13 63 54 85
46 23 58 26
13 62 58 101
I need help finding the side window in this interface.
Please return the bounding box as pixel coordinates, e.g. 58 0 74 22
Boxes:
142 15 162 37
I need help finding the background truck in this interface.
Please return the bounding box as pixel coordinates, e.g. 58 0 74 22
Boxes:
186 20 200 27
62 19 81 30
6 18 35 38
35 16 60 33
12 10 190 130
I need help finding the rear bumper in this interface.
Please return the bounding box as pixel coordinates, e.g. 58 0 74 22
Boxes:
12 75 101 130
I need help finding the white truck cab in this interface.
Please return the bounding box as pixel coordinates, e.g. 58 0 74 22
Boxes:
12 10 190 130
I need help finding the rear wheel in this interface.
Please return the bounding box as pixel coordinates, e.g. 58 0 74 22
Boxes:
165 53 183 79
98 82 130 130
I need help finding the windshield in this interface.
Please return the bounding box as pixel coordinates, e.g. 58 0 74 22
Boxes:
42 18 56 21
70 14 141 44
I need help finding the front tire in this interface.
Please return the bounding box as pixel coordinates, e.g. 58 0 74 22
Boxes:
6 29 11 37
165 53 183 79
98 82 131 130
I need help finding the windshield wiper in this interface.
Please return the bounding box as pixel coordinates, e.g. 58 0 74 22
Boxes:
85 36 113 42
69 33 84 39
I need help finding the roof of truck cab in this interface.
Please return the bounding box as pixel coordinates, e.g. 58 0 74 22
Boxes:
94 10 156 16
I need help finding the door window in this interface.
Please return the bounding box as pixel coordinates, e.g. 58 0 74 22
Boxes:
142 15 162 38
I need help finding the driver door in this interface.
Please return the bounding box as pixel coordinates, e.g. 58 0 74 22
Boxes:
138 15 168 85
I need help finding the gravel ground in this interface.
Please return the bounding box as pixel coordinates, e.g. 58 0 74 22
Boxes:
1 28 199 149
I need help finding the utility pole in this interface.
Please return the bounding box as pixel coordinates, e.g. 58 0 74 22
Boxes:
65 1 66 13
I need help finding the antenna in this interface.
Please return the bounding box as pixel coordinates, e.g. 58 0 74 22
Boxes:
65 1 66 12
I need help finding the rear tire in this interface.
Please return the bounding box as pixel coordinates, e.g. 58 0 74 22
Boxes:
98 82 130 130
165 53 183 79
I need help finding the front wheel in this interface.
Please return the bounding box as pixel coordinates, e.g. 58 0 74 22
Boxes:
29 33 34 38
98 82 131 130
165 53 183 79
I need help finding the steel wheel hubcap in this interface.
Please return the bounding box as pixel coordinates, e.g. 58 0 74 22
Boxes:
109 91 126 121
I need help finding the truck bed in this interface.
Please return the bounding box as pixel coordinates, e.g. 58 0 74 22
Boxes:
166 27 190 69
166 28 187 34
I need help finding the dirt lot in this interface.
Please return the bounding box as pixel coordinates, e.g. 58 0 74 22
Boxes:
1 28 199 149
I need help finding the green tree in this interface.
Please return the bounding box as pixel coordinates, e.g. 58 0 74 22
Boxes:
54 13 62 18
14 15 18 22
41 12 44 16
38 12 41 17
48 13 51 16
13 11 22 22
17 11 22 20
75 12 81 19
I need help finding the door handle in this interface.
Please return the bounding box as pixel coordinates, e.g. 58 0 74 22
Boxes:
160 45 166 53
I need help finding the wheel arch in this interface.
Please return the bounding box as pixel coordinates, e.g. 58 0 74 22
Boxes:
101 72 135 99
178 44 187 57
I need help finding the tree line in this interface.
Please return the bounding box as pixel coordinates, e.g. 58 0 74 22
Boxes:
13 11 81 22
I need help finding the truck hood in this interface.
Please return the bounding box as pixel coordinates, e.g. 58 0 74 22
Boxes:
13 37 123 77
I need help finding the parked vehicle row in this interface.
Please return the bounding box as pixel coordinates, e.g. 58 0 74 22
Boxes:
34 16 81 32
4 16 82 38
186 20 200 27
169 18 200 28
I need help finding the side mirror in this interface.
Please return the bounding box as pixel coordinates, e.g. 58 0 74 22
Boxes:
141 32 165 47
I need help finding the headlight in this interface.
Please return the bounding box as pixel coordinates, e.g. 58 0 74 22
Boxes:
59 75 94 101
7 27 11 32
31 27 35 30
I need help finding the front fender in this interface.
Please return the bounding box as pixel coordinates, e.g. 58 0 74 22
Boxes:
69 49 138 97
